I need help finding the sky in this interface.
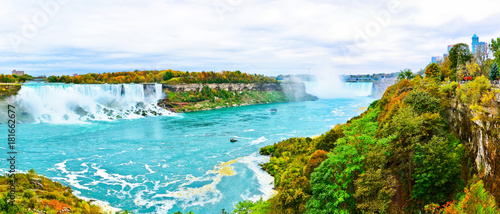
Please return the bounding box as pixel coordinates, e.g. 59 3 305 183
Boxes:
1 0 500 77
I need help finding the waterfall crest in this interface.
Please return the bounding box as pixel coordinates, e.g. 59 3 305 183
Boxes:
341 82 373 97
14 83 171 123
303 80 373 98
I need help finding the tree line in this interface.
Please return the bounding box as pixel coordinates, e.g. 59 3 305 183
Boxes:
46 70 277 84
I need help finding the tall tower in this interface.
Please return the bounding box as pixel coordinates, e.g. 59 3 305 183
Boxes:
472 34 479 53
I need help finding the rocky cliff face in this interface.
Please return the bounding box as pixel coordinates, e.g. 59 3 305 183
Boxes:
279 82 317 101
163 82 317 101
371 80 396 98
446 93 500 201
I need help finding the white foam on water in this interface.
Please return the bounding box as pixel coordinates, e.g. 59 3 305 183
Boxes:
250 137 268 145
151 159 241 210
145 164 156 174
238 152 275 202
53 160 91 190
234 136 252 140
155 200 176 214
118 160 134 166
90 165 138 190
331 108 345 116
15 83 173 123
243 129 255 132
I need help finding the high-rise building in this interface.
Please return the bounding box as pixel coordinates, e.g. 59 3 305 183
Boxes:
471 34 488 56
431 56 443 64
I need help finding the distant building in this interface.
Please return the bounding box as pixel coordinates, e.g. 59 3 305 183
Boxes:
471 34 488 56
431 56 443 64
12 70 24 76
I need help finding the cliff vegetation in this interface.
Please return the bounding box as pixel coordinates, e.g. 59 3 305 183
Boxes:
235 38 500 214
0 170 132 214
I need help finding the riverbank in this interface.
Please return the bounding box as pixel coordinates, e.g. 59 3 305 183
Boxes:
158 82 317 112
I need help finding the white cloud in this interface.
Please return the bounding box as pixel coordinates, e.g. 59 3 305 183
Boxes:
1 0 500 76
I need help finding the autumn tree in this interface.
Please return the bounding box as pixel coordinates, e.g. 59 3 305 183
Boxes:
440 57 452 81
303 150 328 179
425 63 441 80
465 61 480 78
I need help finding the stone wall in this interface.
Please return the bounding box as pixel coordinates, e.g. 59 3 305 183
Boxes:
446 93 500 201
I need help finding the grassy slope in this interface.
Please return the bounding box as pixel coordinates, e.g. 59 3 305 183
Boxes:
0 85 21 99
0 170 119 214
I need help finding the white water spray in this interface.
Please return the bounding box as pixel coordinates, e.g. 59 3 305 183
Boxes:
14 83 172 123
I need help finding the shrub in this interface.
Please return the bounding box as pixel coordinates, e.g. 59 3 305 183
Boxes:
403 90 441 114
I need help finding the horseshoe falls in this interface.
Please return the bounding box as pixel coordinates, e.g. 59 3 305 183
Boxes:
0 83 375 213
303 80 373 98
341 82 373 97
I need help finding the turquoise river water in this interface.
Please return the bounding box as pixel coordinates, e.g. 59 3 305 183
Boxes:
0 83 374 213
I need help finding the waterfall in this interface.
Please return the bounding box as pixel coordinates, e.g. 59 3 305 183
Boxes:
14 83 171 123
341 82 373 97
303 79 373 98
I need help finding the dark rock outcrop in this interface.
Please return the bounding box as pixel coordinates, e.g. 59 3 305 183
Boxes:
371 80 396 98
29 177 44 190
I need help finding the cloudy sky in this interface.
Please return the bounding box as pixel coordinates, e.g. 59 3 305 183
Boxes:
1 0 500 76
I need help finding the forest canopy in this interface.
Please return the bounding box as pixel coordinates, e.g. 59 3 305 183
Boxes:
46 70 277 84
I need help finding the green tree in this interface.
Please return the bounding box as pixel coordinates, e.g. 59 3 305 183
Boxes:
306 109 394 214
490 37 500 64
314 124 344 152
353 141 396 214
403 90 440 114
232 198 270 214
448 43 472 80
490 62 499 81
398 68 415 80
412 135 463 206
